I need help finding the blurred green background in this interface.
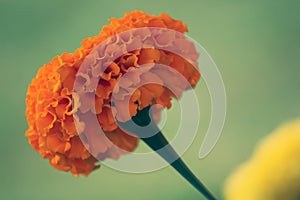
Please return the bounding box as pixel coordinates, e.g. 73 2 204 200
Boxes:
0 0 299 199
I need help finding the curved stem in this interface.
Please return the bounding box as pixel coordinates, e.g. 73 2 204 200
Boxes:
141 131 217 200
118 106 217 200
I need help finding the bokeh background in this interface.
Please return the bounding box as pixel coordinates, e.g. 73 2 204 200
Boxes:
1 0 299 199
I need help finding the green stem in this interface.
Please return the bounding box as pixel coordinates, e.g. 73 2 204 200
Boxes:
118 106 217 200
141 131 217 200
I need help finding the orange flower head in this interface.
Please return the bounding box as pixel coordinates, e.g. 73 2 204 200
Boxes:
25 10 200 176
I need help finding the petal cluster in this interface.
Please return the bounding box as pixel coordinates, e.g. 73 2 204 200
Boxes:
25 11 200 176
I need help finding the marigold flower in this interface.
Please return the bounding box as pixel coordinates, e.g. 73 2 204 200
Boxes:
224 119 300 200
25 11 200 176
